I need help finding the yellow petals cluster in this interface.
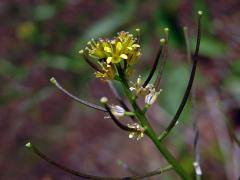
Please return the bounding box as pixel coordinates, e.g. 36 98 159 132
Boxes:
82 31 141 80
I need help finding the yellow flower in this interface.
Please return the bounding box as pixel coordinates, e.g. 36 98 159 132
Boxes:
115 31 141 65
86 39 108 60
85 31 141 65
81 30 141 80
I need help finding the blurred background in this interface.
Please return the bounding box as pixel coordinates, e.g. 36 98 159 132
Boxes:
0 0 240 179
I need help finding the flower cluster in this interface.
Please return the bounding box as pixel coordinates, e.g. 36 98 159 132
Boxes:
78 30 164 139
80 31 141 80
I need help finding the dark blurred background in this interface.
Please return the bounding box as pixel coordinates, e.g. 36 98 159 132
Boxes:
0 0 240 179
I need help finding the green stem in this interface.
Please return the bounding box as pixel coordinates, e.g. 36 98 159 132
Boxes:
26 142 173 180
157 11 202 142
131 99 191 180
124 111 135 116
142 104 150 114
118 69 191 180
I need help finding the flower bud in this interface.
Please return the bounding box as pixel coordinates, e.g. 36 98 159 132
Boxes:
110 105 125 118
100 97 108 104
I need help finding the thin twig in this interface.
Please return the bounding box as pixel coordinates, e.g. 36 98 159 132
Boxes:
130 165 172 180
50 77 106 112
136 28 141 45
154 28 169 91
206 90 237 180
25 142 172 180
158 11 202 141
142 39 165 88
184 26 202 179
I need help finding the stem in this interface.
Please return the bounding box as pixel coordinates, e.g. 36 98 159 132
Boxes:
184 26 203 180
154 28 169 91
118 68 191 180
50 77 106 112
142 104 150 114
125 111 135 116
131 99 191 180
26 142 173 180
142 39 165 88
158 11 202 142
157 55 198 141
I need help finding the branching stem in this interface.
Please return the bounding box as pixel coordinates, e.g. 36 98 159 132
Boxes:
117 66 191 180
142 39 165 88
158 11 202 142
50 77 106 112
26 143 173 180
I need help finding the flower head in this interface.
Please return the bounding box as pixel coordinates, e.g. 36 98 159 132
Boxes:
81 31 141 80
114 31 141 65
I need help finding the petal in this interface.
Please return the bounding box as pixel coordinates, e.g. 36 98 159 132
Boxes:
129 133 134 139
120 54 128 59
132 44 140 48
106 57 113 64
116 42 122 52
104 47 112 53
127 47 133 51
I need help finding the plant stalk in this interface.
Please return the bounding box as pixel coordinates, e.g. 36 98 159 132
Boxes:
118 69 191 180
